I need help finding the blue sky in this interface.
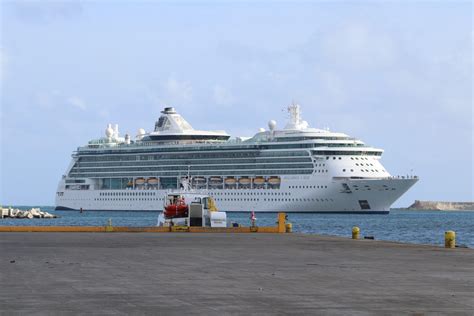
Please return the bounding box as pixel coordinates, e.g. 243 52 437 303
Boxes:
0 1 472 206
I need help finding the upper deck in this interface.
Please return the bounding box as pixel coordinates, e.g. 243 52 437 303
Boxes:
78 104 383 157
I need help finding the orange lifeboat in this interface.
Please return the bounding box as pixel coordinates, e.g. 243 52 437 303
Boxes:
268 176 281 185
147 177 159 185
239 177 251 185
164 197 188 218
135 178 145 185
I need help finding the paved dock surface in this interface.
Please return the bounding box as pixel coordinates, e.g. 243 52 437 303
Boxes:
1 233 473 315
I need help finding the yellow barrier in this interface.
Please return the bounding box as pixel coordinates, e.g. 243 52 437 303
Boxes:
278 212 286 233
0 226 105 232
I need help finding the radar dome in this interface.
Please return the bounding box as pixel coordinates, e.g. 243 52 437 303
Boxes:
268 120 277 131
258 128 265 132
105 125 114 138
136 128 146 140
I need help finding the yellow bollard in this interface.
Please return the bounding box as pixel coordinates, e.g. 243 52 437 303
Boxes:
277 212 286 233
352 226 360 240
285 223 292 233
445 231 456 248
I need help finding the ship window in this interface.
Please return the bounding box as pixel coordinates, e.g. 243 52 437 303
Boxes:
343 169 346 172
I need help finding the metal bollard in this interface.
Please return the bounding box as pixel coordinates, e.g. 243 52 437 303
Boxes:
352 226 360 240
285 223 292 233
445 231 455 248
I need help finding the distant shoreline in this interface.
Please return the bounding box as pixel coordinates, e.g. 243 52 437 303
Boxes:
392 208 474 212
395 200 474 212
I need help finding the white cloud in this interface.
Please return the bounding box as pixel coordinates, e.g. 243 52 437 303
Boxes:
97 109 110 119
10 1 84 24
164 77 193 104
0 49 8 83
320 23 396 69
35 91 87 111
66 96 86 111
36 90 61 110
213 85 234 106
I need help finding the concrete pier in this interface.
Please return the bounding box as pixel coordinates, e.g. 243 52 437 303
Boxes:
1 233 473 315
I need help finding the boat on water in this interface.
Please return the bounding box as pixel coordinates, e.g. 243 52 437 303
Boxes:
55 103 418 213
157 178 227 227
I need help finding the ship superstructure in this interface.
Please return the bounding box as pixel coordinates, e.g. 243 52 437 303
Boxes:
55 104 418 213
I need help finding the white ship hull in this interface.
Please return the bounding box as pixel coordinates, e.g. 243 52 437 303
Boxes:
55 176 417 214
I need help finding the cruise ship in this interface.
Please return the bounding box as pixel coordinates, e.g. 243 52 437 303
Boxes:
55 104 418 213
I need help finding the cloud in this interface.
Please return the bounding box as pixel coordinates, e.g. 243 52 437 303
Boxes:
213 85 234 106
147 77 194 108
66 96 86 111
97 109 110 119
9 1 84 24
35 91 87 111
36 90 61 110
317 23 396 70
0 49 8 83
164 77 193 104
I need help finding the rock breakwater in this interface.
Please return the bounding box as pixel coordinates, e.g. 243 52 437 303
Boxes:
1 207 58 219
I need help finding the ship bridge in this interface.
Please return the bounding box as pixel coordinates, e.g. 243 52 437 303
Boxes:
143 107 230 143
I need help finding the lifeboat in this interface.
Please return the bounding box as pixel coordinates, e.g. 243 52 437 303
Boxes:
253 177 265 185
147 177 159 185
135 178 145 185
239 177 251 185
157 191 227 228
164 197 189 218
209 176 222 183
268 177 281 185
193 176 207 183
224 177 236 185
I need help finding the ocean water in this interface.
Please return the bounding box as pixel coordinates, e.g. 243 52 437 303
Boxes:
2 207 473 248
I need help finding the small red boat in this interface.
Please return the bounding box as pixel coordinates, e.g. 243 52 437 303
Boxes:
164 198 188 218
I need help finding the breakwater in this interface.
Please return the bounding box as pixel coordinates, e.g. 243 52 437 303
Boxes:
1 207 57 219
